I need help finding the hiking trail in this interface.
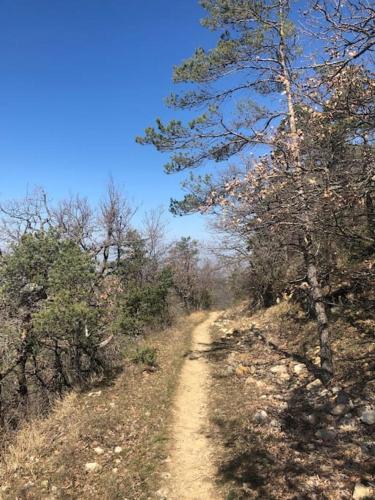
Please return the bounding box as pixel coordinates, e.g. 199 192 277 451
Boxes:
163 312 221 500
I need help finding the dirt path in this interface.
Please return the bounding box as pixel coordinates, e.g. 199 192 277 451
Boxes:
164 312 221 500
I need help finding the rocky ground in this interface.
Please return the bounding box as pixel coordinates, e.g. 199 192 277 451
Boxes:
208 302 375 499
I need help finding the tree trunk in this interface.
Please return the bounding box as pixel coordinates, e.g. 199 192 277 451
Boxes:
0 378 3 427
278 3 333 382
17 352 29 408
54 342 70 395
304 247 334 383
365 192 375 247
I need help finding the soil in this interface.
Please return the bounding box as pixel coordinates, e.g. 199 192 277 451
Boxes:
164 311 222 500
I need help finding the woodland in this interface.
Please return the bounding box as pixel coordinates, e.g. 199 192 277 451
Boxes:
0 1 374 497
138 0 375 383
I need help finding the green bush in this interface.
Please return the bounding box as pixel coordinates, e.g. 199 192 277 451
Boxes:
133 346 157 367
114 268 173 336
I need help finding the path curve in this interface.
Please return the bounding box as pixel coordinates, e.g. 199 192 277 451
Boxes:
165 312 221 500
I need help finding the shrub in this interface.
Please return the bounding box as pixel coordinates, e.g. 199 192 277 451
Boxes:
133 347 157 367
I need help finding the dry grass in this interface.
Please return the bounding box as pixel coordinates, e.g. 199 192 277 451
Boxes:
0 312 206 499
207 302 375 499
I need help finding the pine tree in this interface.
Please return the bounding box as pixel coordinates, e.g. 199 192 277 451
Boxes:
137 0 345 381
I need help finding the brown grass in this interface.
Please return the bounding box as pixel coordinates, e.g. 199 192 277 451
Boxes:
0 312 207 499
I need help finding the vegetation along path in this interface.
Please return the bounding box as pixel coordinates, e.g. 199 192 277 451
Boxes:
163 312 221 500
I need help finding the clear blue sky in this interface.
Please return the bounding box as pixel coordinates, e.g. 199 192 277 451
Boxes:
0 0 217 240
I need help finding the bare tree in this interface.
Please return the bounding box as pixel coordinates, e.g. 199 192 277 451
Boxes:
98 179 136 274
53 194 94 250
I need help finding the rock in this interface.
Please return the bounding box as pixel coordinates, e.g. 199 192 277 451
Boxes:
293 363 308 376
270 365 288 375
331 404 350 417
226 365 235 375
339 416 356 429
303 413 318 425
336 390 351 405
253 410 268 423
307 379 323 390
312 401 326 412
114 446 123 454
245 376 256 386
85 462 102 473
274 394 286 400
88 390 102 397
315 428 337 441
245 377 267 390
361 442 375 457
360 408 375 425
188 353 200 360
353 482 374 499
161 472 171 479
319 389 329 397
94 447 105 455
278 401 288 411
156 488 169 499
41 480 49 489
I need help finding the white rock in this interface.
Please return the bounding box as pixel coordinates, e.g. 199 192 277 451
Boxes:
85 462 102 473
270 365 288 375
114 446 123 454
331 404 350 417
353 482 374 499
156 488 169 499
245 377 268 390
360 408 375 426
303 414 317 425
253 410 268 423
94 447 105 455
293 363 307 375
306 379 323 390
319 389 329 397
